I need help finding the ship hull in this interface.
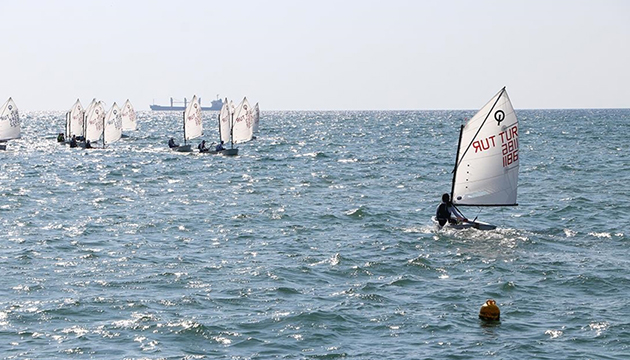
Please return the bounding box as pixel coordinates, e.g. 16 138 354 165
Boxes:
150 104 222 111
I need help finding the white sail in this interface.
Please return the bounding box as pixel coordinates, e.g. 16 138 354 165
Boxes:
253 102 260 133
0 97 20 141
452 87 519 206
66 99 84 138
85 101 105 142
103 102 123 145
184 95 202 141
84 98 96 116
121 99 137 131
232 97 253 144
219 98 231 143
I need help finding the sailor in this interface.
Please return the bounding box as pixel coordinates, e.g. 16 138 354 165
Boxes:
436 193 467 227
168 137 178 148
69 135 78 148
57 133 65 142
215 140 225 152
198 140 209 152
85 140 93 149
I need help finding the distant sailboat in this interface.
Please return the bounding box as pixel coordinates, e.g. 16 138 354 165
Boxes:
218 98 237 156
232 97 254 144
84 101 105 147
172 95 202 152
121 99 137 137
65 99 84 141
438 86 520 230
0 97 20 150
103 102 123 147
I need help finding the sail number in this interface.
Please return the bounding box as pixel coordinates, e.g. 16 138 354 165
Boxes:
470 124 519 168
501 125 519 167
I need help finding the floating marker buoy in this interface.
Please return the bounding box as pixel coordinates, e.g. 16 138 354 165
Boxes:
479 299 500 321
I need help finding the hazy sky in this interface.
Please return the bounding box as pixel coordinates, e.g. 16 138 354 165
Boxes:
2 0 628 111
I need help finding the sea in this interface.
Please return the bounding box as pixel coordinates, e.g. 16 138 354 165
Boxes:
1 108 629 359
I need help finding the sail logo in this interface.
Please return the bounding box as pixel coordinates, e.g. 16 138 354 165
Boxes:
494 110 505 125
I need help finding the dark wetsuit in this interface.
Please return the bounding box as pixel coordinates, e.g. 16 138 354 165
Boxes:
436 202 451 226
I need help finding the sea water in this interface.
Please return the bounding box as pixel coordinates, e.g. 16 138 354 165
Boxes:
1 109 629 359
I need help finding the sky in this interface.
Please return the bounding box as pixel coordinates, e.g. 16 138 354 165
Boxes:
1 0 629 111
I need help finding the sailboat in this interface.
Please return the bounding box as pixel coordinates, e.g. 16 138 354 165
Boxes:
64 99 84 142
218 98 232 153
83 101 105 148
232 97 254 144
103 102 123 147
0 97 20 150
218 97 239 156
171 95 202 152
120 99 137 137
439 86 520 230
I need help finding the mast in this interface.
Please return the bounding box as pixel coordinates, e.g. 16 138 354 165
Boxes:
182 109 186 145
230 111 234 149
217 112 222 143
102 108 106 148
450 124 464 201
66 111 70 137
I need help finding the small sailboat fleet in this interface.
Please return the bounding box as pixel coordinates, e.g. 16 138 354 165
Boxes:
436 87 520 230
216 96 257 156
167 95 259 156
0 97 20 150
60 99 135 148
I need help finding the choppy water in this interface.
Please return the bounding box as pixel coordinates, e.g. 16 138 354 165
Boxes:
1 108 629 359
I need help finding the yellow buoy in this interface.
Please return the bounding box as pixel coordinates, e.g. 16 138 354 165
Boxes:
479 299 500 321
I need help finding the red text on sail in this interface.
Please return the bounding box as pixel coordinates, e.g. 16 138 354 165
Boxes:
470 124 519 167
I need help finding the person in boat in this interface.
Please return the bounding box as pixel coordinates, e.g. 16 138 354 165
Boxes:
69 135 78 148
168 137 179 148
85 140 93 149
215 140 225 152
57 133 65 142
198 140 210 152
436 193 467 227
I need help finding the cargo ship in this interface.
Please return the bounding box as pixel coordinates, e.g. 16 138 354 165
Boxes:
150 97 223 111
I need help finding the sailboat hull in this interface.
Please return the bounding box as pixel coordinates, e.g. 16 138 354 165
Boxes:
432 217 497 230
172 145 193 152
221 148 238 156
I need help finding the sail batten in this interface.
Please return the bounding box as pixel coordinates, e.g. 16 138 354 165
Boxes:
452 87 519 207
